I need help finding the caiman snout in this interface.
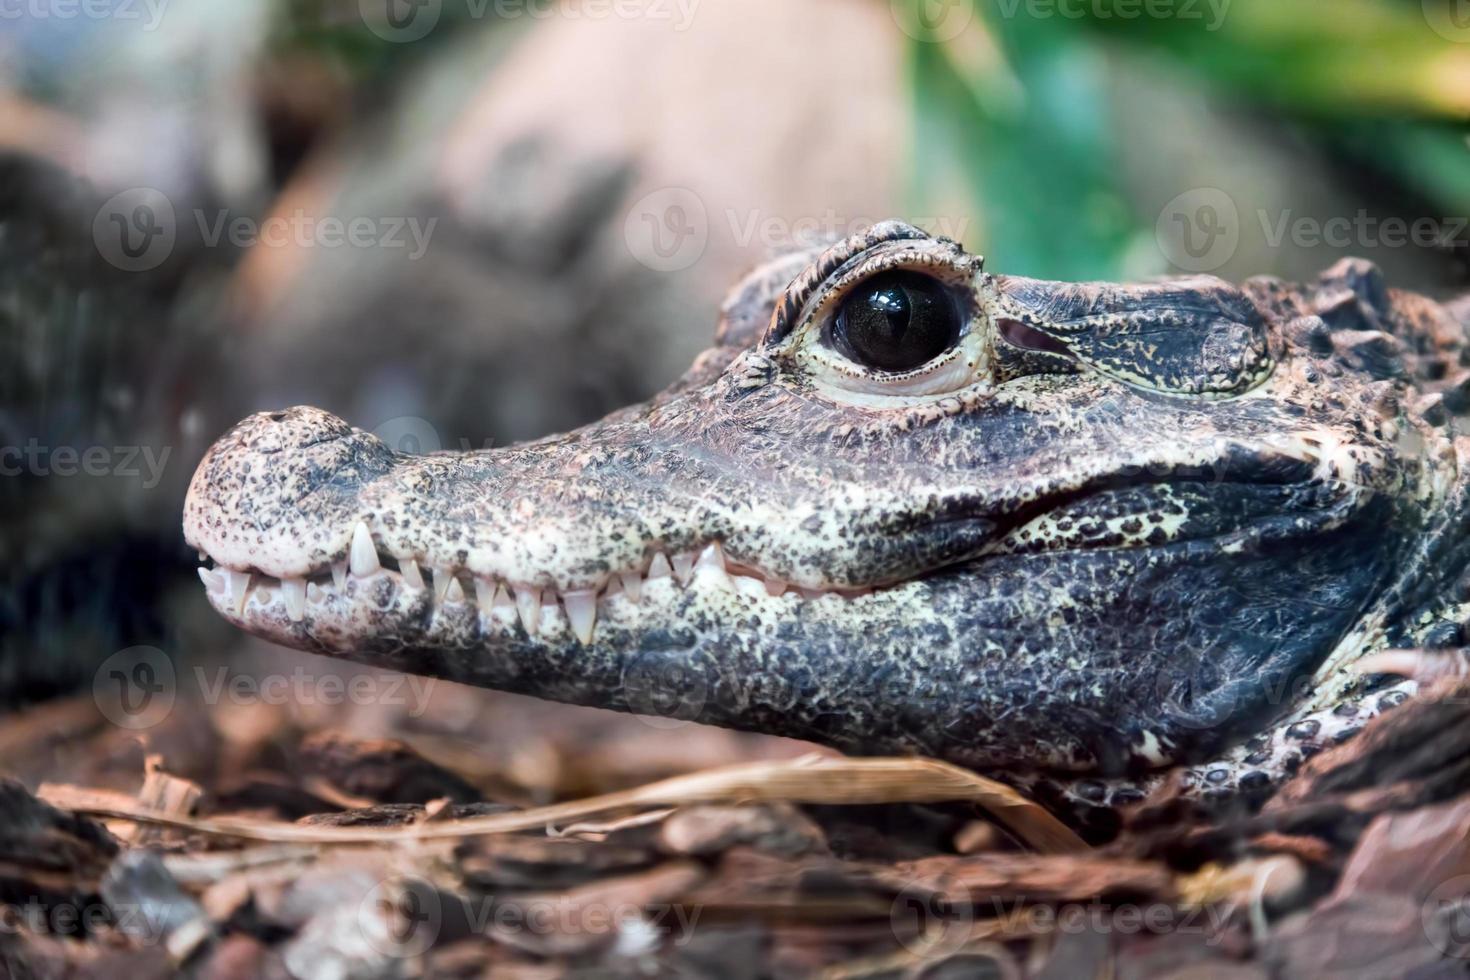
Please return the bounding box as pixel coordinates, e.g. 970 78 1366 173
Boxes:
183 224 1439 795
184 406 395 579
184 398 827 651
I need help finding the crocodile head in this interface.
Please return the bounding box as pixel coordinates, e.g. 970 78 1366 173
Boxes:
186 222 1469 796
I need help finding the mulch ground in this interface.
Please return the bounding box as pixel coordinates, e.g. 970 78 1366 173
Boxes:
3 643 1470 979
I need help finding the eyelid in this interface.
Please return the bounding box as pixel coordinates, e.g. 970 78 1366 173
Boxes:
766 229 990 399
810 258 976 342
786 248 978 344
798 283 988 397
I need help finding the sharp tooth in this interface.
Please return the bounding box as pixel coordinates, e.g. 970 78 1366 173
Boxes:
603 576 624 599
226 569 252 615
491 583 516 614
198 550 208 562
514 586 541 636
475 577 498 607
734 575 767 599
445 577 466 603
671 552 695 585
562 590 598 645
693 543 733 592
646 553 672 581
331 562 347 590
282 578 306 621
197 567 225 594
434 568 454 602
350 522 379 577
400 558 425 590
307 582 326 604
618 571 642 603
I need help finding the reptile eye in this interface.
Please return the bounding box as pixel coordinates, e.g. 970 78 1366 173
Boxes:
833 271 961 372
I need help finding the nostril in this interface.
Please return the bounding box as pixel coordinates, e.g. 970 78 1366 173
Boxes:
233 407 361 454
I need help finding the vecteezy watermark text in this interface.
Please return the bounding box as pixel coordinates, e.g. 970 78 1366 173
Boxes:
194 210 436 259
358 0 700 44
94 646 440 730
0 898 173 945
1157 187 1470 273
1259 209 1469 251
0 0 168 30
0 440 169 488
623 189 973 272
194 666 437 717
725 209 971 252
489 0 698 27
993 0 1231 30
357 873 705 960
93 187 438 272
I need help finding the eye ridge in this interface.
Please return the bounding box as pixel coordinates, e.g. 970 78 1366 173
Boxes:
833 271 961 372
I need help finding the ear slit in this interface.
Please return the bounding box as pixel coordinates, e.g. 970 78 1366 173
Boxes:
998 318 1074 358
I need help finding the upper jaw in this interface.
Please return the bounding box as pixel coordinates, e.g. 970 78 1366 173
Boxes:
184 406 877 650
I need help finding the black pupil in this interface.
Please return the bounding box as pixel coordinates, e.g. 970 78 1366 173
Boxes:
835 272 960 372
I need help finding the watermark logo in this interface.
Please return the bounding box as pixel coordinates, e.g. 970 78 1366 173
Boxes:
94 187 176 272
624 188 709 272
1153 665 1312 732
359 874 442 959
94 646 176 730
890 0 975 42
621 650 709 729
1425 0 1470 42
890 874 975 957
372 416 443 455
1423 875 1470 957
359 0 441 42
1156 187 1239 273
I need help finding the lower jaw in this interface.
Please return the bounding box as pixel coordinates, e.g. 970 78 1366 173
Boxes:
196 497 1357 668
195 492 1388 779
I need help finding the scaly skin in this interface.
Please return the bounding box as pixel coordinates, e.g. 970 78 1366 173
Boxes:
184 223 1470 822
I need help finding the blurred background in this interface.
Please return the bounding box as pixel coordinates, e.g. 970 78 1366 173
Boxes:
2 0 1469 798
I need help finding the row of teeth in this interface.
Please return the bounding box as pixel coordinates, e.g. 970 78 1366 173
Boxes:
198 522 836 645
